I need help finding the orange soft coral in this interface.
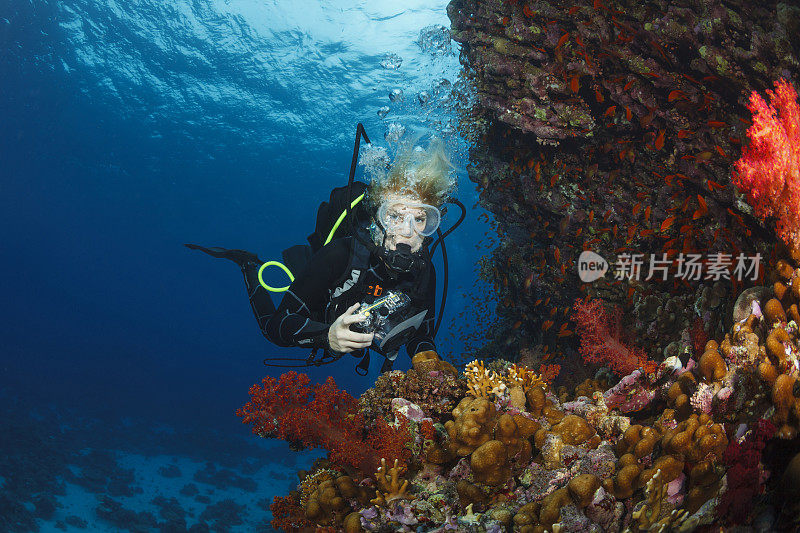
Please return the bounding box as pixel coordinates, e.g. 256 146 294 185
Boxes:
733 78 800 251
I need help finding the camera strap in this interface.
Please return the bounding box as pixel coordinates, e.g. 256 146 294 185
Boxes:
355 350 371 376
355 347 400 376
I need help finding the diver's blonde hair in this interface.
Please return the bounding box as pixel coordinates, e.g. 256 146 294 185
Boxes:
367 137 456 209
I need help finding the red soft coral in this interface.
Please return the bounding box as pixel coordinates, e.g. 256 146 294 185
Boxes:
572 298 657 376
716 419 776 525
236 371 411 474
539 363 561 384
733 78 800 251
689 317 709 358
270 495 313 533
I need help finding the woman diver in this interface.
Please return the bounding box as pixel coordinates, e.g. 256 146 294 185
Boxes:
187 134 459 374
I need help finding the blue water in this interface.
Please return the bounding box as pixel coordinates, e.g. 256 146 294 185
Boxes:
1 1 490 530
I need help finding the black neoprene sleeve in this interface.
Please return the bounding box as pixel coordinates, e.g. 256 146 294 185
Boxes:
265 240 350 349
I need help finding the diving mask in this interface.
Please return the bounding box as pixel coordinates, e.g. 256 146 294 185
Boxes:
377 199 441 237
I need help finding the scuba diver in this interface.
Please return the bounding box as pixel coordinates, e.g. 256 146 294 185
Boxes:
186 125 464 374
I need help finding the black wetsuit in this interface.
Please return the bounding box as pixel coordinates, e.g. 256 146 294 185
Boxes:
241 236 437 370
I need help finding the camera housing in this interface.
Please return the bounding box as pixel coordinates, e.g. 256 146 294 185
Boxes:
352 291 410 335
352 290 428 357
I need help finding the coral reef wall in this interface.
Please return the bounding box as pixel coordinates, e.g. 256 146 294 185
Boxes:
243 3 800 532
254 272 800 531
447 0 800 370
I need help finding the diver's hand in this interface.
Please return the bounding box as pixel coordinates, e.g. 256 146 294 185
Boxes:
328 303 374 353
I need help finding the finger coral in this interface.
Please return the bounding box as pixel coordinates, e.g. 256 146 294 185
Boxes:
371 459 412 507
464 359 547 401
464 360 508 398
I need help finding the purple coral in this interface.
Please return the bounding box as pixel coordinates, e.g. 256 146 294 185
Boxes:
388 501 418 526
585 486 624 532
603 370 656 413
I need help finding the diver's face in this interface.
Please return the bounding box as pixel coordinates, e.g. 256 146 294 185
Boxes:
381 200 426 253
385 226 424 253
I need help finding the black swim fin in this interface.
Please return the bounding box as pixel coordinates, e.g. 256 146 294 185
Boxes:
184 243 263 266
186 243 276 331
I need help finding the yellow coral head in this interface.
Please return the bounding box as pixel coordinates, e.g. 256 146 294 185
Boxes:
507 363 546 392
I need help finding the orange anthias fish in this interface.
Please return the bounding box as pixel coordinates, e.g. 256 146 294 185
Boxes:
683 73 701 84
693 195 708 219
524 272 534 290
595 88 605 103
707 179 726 192
660 216 676 231
654 130 665 150
668 90 686 102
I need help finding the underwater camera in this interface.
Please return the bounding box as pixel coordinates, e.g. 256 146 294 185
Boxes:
352 291 428 356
